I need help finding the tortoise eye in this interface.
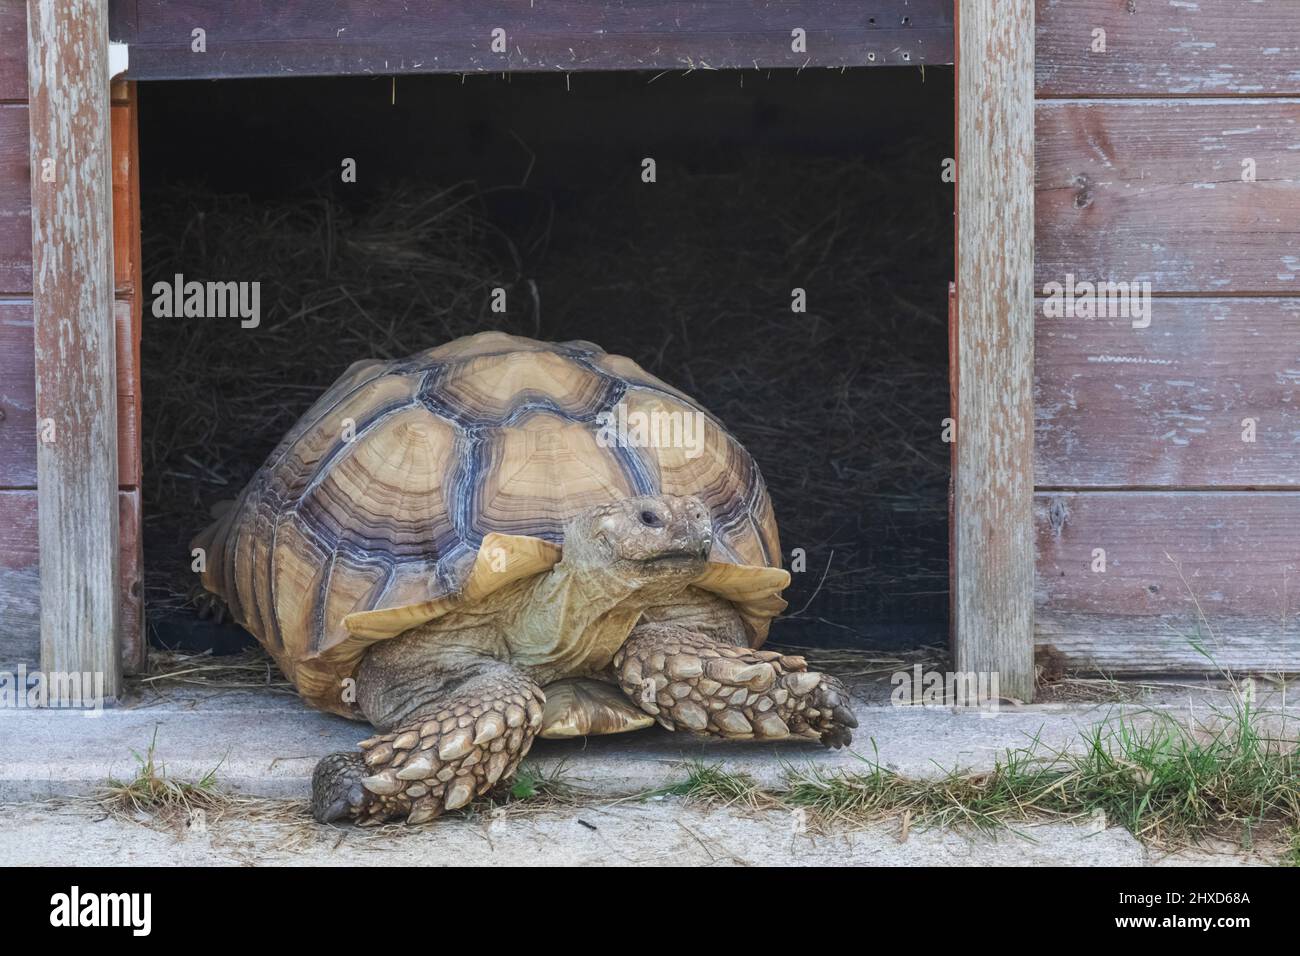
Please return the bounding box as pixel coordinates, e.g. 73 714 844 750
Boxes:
639 510 664 528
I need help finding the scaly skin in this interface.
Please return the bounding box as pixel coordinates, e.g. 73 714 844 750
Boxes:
312 665 544 825
310 494 856 826
614 622 857 747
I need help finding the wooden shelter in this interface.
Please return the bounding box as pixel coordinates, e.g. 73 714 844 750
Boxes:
1 1 1296 704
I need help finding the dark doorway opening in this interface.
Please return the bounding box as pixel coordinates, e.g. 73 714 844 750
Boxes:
136 68 953 657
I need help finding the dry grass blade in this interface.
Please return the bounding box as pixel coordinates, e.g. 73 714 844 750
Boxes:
130 647 294 695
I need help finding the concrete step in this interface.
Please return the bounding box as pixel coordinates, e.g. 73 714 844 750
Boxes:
1 681 1288 802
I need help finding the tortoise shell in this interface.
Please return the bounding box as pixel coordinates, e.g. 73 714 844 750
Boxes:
194 332 785 715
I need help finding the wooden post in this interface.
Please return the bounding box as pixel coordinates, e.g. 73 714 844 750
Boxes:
26 0 121 701
954 2 1036 701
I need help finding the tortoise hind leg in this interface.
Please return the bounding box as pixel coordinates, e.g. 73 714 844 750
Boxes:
312 661 544 825
614 623 858 749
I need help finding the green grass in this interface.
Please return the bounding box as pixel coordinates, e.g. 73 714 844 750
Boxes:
652 760 770 806
669 694 1299 855
502 760 577 804
99 728 228 822
1286 828 1300 867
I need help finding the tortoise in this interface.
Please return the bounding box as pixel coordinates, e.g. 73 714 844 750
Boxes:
193 331 856 824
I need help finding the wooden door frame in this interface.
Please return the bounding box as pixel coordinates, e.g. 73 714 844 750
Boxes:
29 2 1036 703
26 0 121 702
953 2 1036 701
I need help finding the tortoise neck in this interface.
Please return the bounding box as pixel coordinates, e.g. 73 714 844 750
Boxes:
506 561 692 680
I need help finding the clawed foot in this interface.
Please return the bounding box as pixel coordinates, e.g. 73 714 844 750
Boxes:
311 678 544 825
616 624 858 748
188 584 230 624
311 752 370 823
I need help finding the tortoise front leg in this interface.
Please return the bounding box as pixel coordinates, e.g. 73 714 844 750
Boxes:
311 662 544 825
615 623 857 748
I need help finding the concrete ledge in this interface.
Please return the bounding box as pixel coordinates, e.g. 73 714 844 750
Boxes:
3 682 1290 802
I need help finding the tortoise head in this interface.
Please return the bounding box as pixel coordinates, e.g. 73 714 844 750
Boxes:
562 494 712 579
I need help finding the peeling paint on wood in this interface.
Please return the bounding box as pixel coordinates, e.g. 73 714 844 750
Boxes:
0 0 26 100
1036 298 1300 488
26 0 121 699
107 0 955 79
0 300 141 489
0 103 32 293
1036 99 1300 295
956 1 1037 700
0 489 142 673
1037 0 1300 96
1036 491 1300 673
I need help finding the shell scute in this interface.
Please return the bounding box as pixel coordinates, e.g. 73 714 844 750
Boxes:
193 332 783 716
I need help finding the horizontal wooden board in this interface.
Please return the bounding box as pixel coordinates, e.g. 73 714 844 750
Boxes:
0 0 25 101
1036 491 1300 673
1036 298 1300 488
0 299 34 483
1037 0 1300 96
0 489 144 674
1036 100 1300 295
0 103 31 294
108 0 953 78
0 300 140 487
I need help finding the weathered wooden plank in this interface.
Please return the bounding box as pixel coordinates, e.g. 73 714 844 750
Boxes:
1036 298 1300 489
107 0 954 78
1036 100 1300 296
0 300 140 488
114 299 140 488
956 1 1037 700
0 103 31 294
0 299 34 485
947 281 957 658
0 489 143 674
111 101 137 295
0 0 26 101
1037 0 1300 97
1036 491 1300 673
0 487 39 670
27 0 122 699
113 85 144 492
117 487 145 673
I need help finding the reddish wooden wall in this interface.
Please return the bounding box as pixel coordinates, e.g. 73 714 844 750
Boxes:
1034 0 1300 672
0 0 144 672
3 1 1297 676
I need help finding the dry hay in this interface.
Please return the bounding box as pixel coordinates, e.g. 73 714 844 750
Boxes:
142 148 951 638
130 647 293 696
767 640 947 682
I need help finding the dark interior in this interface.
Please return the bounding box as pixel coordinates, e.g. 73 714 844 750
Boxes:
136 68 954 655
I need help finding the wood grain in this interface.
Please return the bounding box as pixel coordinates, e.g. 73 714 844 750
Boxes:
0 103 31 294
0 0 25 101
0 489 143 673
1036 298 1300 489
111 101 137 296
0 299 34 486
1037 0 1300 97
956 1 1037 700
118 487 145 673
0 300 140 488
1036 100 1300 296
108 0 954 78
947 281 956 659
27 0 122 699
1036 491 1300 673
112 84 143 491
